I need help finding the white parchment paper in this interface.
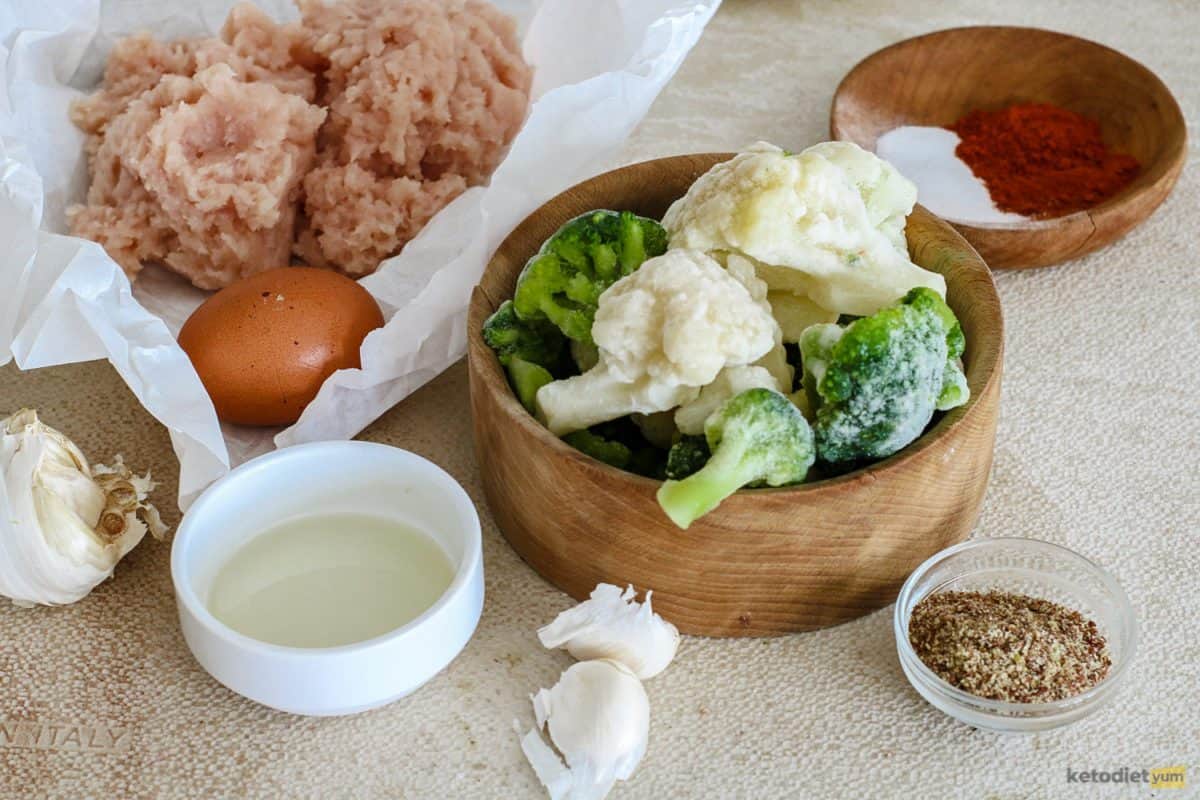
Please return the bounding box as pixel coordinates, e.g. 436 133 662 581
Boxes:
0 0 720 508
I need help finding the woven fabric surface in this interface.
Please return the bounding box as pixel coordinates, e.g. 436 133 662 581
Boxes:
0 0 1197 797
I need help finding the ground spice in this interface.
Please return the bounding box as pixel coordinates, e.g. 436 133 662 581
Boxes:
949 103 1140 218
908 590 1112 703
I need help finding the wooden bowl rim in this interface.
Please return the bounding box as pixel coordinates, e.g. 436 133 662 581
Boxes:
469 153 1004 498
829 25 1188 235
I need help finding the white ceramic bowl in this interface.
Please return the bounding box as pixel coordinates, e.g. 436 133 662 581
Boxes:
171 441 484 716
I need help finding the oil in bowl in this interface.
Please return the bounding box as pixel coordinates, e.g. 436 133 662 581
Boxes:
206 512 455 649
172 441 484 715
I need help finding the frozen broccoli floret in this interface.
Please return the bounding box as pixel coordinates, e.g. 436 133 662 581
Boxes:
562 417 668 476
507 357 554 414
800 286 969 465
562 430 632 470
937 359 969 410
513 210 668 344
656 388 815 529
627 447 668 480
664 435 709 480
483 300 564 368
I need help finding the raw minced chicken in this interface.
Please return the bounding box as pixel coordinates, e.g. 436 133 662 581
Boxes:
69 33 199 139
70 4 315 138
194 3 319 102
294 0 532 275
295 162 467 277
69 63 325 288
68 0 531 287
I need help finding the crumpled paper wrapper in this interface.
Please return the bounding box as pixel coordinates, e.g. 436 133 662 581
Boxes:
0 0 720 509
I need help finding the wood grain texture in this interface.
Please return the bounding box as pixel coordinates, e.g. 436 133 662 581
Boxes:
467 154 1004 637
830 26 1186 270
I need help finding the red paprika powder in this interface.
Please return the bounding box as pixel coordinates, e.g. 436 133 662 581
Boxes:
949 103 1140 218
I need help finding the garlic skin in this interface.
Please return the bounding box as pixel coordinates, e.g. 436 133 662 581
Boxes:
539 584 680 680
520 659 650 800
0 409 167 606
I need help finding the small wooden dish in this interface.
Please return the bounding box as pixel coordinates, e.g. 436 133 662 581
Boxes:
831 26 1186 270
467 154 1004 637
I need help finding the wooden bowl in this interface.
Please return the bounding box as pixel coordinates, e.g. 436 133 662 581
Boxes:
830 26 1186 270
467 154 1004 637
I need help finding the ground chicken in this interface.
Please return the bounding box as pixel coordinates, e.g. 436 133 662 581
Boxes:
294 0 532 275
194 3 319 102
68 0 531 286
70 33 199 138
69 64 325 288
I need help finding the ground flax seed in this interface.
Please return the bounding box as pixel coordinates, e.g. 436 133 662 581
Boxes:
908 591 1112 703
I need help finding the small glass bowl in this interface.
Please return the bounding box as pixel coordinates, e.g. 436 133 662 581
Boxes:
894 537 1137 733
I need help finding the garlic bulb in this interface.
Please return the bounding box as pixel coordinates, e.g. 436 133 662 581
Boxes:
539 584 680 679
520 659 650 800
0 409 166 606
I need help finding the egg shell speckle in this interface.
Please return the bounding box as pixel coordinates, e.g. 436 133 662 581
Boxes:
178 267 384 426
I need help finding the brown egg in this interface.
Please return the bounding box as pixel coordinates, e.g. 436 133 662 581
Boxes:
178 267 384 426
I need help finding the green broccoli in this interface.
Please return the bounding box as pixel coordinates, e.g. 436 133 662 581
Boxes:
656 388 815 529
507 357 554 414
512 210 667 344
563 429 632 470
800 286 969 465
562 417 668 476
665 435 710 479
628 447 668 480
482 300 564 368
937 359 969 410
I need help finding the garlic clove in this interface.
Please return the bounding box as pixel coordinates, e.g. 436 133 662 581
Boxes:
522 659 650 800
539 584 680 680
0 409 166 606
519 728 575 800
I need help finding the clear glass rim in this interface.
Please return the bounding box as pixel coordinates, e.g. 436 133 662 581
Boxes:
893 536 1138 719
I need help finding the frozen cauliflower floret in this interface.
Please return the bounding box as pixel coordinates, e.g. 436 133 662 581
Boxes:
663 141 945 317
768 291 839 343
537 363 700 438
675 364 780 436
725 253 793 390
594 249 776 387
803 140 915 255
70 64 325 288
295 0 532 275
536 249 778 435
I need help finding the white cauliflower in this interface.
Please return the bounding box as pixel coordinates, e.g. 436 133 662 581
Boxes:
663 141 945 317
726 253 795 393
803 140 915 254
768 290 839 343
536 249 778 436
674 364 780 435
536 364 699 436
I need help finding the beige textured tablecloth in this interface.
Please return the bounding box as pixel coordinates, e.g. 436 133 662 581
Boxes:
2 1 1198 797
